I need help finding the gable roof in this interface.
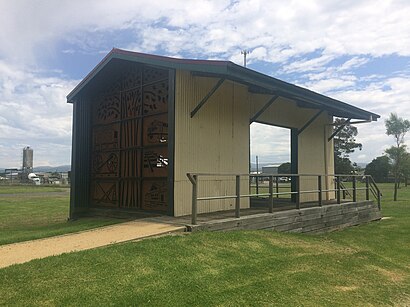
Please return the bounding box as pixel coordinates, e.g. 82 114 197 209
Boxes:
67 48 379 121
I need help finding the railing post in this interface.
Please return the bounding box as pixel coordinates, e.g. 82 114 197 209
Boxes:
235 175 240 218
352 176 357 202
296 176 300 209
377 191 381 209
365 176 370 201
336 176 341 204
275 176 279 198
256 174 259 196
318 175 322 206
192 175 198 225
269 176 273 213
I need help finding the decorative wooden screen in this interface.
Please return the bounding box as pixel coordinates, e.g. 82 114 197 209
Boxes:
90 63 169 211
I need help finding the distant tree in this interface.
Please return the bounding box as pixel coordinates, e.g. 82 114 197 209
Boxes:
333 118 363 157
385 113 410 201
364 156 391 183
401 153 410 187
278 162 291 174
334 156 354 174
333 118 362 174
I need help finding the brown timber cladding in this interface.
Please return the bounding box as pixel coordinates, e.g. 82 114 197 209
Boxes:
187 201 382 233
90 63 169 211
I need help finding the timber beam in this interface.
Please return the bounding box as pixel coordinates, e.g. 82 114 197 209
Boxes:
249 95 279 124
297 110 324 136
328 118 351 141
191 78 225 118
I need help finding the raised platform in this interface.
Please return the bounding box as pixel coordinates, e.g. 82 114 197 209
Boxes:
186 200 382 233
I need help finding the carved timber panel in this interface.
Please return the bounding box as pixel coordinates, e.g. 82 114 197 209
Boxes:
143 81 168 115
142 180 168 211
90 64 169 210
93 94 121 124
143 114 168 145
143 147 168 177
91 180 118 206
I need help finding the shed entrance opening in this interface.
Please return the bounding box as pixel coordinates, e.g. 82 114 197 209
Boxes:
250 123 292 174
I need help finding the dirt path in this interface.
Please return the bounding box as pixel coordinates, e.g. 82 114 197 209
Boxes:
0 218 186 269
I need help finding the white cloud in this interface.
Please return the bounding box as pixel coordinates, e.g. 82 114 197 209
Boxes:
0 0 410 167
0 61 75 167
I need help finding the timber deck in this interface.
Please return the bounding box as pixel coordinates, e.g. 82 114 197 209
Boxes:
182 200 382 233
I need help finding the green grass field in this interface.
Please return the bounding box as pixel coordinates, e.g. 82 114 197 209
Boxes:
0 185 121 245
0 184 70 194
0 184 409 306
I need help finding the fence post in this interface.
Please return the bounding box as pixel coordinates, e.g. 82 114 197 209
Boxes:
318 175 322 206
235 175 240 218
191 175 198 225
269 176 273 213
352 176 357 202
336 176 341 204
256 174 259 196
377 191 381 209
365 176 370 201
275 176 279 198
296 176 300 209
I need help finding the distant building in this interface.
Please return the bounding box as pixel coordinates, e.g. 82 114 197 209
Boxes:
262 164 281 175
22 146 33 173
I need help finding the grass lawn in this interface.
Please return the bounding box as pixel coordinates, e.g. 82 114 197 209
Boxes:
0 184 70 194
0 184 409 306
0 185 122 245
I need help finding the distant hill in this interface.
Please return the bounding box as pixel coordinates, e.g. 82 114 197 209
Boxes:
33 165 71 172
0 165 71 173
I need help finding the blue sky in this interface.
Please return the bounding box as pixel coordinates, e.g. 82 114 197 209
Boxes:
0 0 410 168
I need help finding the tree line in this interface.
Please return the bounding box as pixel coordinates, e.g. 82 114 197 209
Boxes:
335 113 410 201
365 113 410 201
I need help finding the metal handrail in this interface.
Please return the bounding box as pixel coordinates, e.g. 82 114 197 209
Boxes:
187 173 382 225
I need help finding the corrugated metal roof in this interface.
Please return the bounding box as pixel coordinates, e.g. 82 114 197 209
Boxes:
67 48 379 121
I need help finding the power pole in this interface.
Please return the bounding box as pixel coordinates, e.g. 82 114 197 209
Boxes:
241 50 249 67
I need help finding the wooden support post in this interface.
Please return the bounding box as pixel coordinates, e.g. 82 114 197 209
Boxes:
336 176 341 204
377 191 381 209
352 176 357 202
235 175 241 218
256 175 259 196
365 176 370 201
275 176 279 198
318 175 322 206
269 176 273 213
191 175 198 225
296 176 300 209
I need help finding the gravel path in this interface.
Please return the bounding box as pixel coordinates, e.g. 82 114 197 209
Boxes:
0 218 186 268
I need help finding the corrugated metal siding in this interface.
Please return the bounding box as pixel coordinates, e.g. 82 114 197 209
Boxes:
297 113 334 202
174 71 250 216
70 95 91 217
251 94 318 128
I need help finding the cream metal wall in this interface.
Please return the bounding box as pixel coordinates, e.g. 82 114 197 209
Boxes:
174 73 336 216
174 71 250 216
250 94 335 202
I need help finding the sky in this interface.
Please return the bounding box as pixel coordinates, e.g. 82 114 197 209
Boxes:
0 0 409 168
